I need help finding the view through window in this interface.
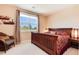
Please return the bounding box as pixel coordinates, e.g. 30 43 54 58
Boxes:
20 12 38 32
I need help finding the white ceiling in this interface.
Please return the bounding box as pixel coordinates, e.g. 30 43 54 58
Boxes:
16 4 75 16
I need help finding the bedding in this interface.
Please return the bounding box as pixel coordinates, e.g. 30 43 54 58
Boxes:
0 36 9 40
56 35 70 54
45 31 70 54
0 32 8 36
0 32 10 42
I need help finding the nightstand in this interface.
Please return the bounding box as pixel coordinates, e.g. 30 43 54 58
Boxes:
70 38 79 49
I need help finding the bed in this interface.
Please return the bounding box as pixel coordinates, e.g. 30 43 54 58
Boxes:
31 28 72 55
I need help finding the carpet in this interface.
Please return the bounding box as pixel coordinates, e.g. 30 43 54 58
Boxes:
0 40 78 55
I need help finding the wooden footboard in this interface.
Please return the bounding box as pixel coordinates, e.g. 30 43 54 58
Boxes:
31 32 58 55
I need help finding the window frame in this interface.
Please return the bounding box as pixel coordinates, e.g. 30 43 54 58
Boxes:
20 10 39 32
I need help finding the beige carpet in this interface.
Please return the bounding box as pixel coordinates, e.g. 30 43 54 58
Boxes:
0 40 78 55
63 47 79 55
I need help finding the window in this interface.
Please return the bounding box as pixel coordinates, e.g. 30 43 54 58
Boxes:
20 12 38 32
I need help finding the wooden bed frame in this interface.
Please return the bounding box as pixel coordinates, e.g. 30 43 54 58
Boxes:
31 28 72 55
48 28 72 37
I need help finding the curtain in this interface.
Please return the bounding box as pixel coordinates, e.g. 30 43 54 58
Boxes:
15 10 20 44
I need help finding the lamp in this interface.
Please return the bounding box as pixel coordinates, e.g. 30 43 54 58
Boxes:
75 29 77 40
72 28 78 40
44 28 48 32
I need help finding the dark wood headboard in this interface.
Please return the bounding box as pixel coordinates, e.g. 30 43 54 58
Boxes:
48 28 72 37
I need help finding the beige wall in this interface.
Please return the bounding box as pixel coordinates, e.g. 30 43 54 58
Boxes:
20 32 31 42
0 5 16 20
47 6 79 28
0 25 15 36
0 5 17 36
39 15 48 33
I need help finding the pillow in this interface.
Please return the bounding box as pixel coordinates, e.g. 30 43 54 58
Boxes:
56 31 68 35
61 32 68 35
49 31 56 35
56 31 62 35
0 36 9 40
0 32 8 36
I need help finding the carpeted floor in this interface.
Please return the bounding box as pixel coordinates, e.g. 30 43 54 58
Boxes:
0 40 78 55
